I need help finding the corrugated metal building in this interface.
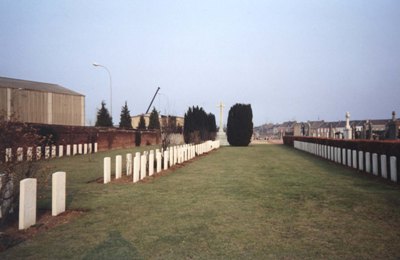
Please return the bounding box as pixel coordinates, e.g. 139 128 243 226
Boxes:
0 77 85 126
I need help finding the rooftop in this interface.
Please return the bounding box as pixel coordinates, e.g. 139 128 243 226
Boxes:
0 76 84 96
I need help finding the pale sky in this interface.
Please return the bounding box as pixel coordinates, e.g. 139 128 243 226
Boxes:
1 0 399 126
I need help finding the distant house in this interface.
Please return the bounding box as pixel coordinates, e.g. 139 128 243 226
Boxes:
131 113 184 131
0 77 85 126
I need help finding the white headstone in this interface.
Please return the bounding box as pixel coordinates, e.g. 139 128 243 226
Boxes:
84 143 88 154
66 144 71 156
126 153 133 176
342 148 346 166
94 142 98 153
51 146 56 158
164 151 169 170
169 148 173 166
19 178 37 230
59 145 63 157
358 151 364 171
149 151 154 176
133 155 140 183
390 156 397 182
36 147 42 160
381 155 387 179
17 147 23 162
52 171 66 216
337 147 341 164
88 143 92 154
116 155 122 179
347 149 352 167
104 157 111 184
5 148 12 162
73 144 77 155
352 150 357 169
78 144 82 154
27 147 33 161
156 152 162 173
372 153 378 176
140 154 146 180
45 146 50 159
365 152 371 173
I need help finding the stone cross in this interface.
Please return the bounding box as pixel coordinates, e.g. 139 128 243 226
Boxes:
345 112 350 129
217 102 225 132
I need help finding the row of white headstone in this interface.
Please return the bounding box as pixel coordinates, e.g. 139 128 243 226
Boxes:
3 172 67 230
103 140 221 184
294 141 398 183
4 143 98 162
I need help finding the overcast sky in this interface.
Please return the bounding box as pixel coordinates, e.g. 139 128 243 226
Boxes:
1 0 399 126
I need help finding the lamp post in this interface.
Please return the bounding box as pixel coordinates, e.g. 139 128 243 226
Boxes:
93 62 113 118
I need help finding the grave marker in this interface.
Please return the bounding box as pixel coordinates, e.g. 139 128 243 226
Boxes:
116 155 122 179
19 178 37 230
52 171 66 216
104 157 111 184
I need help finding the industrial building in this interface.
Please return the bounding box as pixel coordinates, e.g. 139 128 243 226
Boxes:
0 77 85 126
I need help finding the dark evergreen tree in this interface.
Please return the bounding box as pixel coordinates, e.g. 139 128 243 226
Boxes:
207 113 217 133
119 101 132 129
183 106 216 143
148 107 161 130
135 131 141 146
137 115 147 130
227 103 253 146
95 101 113 127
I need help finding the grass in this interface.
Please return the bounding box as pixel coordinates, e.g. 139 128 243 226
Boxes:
1 144 400 259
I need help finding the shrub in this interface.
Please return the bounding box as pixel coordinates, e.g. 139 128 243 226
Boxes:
227 103 253 146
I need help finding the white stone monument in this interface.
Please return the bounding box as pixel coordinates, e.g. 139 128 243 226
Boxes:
216 102 229 146
52 171 66 216
19 178 37 230
59 145 64 157
343 112 352 140
156 152 162 173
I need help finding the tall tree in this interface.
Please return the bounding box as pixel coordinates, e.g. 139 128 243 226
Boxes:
183 106 216 143
119 101 132 129
148 107 161 130
95 101 113 127
137 115 147 130
227 103 253 146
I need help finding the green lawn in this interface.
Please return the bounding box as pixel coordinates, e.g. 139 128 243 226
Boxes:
1 144 400 259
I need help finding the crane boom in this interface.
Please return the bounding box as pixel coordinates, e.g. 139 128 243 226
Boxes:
145 87 161 114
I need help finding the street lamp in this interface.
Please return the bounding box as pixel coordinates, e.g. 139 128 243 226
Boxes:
93 62 113 118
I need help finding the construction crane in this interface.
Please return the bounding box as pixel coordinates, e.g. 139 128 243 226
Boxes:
145 87 161 114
